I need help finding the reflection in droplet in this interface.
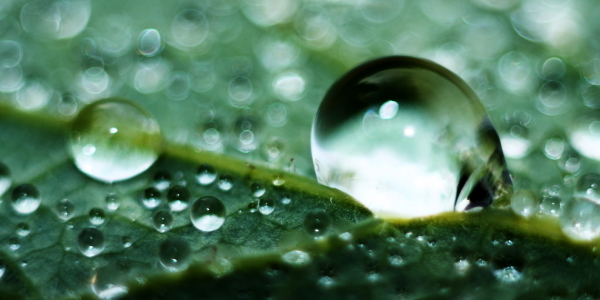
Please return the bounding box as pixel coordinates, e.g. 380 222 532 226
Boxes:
11 184 41 215
153 211 174 233
167 185 190 211
158 237 191 271
137 29 162 57
312 56 511 218
78 227 105 257
258 197 275 215
69 99 162 183
304 209 331 236
568 114 600 161
0 162 12 197
217 174 234 191
196 164 217 186
190 196 226 232
511 190 538 218
56 198 75 220
89 208 106 225
171 10 209 48
142 187 162 209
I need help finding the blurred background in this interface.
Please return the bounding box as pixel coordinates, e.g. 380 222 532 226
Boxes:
1 0 600 223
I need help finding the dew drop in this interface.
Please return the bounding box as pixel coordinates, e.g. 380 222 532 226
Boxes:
158 237 191 271
196 164 217 185
282 250 310 265
89 208 106 225
511 190 538 218
272 174 285 186
493 266 522 282
78 228 105 257
167 185 190 211
137 29 162 57
16 222 30 237
258 197 276 215
304 209 331 236
561 197 600 241
190 196 226 232
8 237 19 251
568 114 600 161
281 195 291 205
56 199 75 220
250 182 266 197
153 211 174 233
122 236 132 248
142 187 162 209
389 255 404 267
248 200 258 213
575 174 600 203
153 170 171 191
311 56 511 218
105 193 120 211
92 265 128 299
69 98 162 183
0 162 11 196
11 184 41 215
217 174 234 191
540 196 562 217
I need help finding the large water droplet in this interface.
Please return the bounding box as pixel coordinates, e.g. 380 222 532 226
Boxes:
56 198 75 220
190 196 226 232
195 164 217 185
69 98 162 183
0 162 12 196
78 228 105 257
258 197 276 215
158 237 191 271
153 211 173 233
11 184 41 215
167 185 190 211
304 209 331 236
142 187 162 209
311 56 511 218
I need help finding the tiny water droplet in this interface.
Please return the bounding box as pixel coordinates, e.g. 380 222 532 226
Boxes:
69 99 162 183
78 227 105 257
258 197 276 215
493 266 522 282
190 196 226 232
122 236 132 248
0 162 12 196
196 164 217 185
105 193 120 211
248 200 258 213
153 170 171 191
311 56 511 218
575 174 600 203
272 174 285 186
158 237 191 271
281 195 291 205
388 255 404 266
16 222 30 237
56 199 75 220
511 190 538 218
282 250 310 265
217 174 234 191
250 182 266 197
167 185 190 211
89 208 106 225
142 187 162 209
540 196 562 217
304 209 331 236
8 237 20 251
153 211 174 233
11 184 41 215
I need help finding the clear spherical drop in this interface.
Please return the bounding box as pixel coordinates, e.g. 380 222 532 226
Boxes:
92 265 128 299
153 170 172 191
568 114 600 161
510 190 538 218
122 236 132 248
8 237 20 251
250 182 266 197
196 164 217 185
217 174 234 191
167 185 190 211
78 227 105 257
153 211 173 233
0 162 12 197
272 174 285 186
89 208 106 225
258 197 276 215
311 56 512 218
11 184 41 215
575 173 600 203
158 237 192 271
142 187 162 209
190 196 226 232
105 193 120 211
304 209 331 236
16 222 30 237
69 98 162 183
540 196 562 217
56 199 75 220
560 197 600 241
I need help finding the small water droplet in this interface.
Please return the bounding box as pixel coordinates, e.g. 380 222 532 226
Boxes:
248 200 258 213
158 237 191 271
493 266 522 282
89 208 106 225
318 276 335 287
282 250 310 265
0 162 12 196
388 255 404 266
311 56 511 218
281 195 291 205
190 196 226 232
105 193 120 211
560 197 600 241
56 199 75 220
167 185 190 211
122 236 132 248
16 222 30 237
217 174 234 191
196 164 217 185
78 227 105 257
8 237 20 251
272 174 285 186
250 182 266 197
11 184 41 215
153 170 171 191
576 174 600 203
258 197 276 215
304 209 331 236
137 29 162 57
153 211 174 233
69 98 163 183
540 196 562 217
511 189 538 218
142 187 162 209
